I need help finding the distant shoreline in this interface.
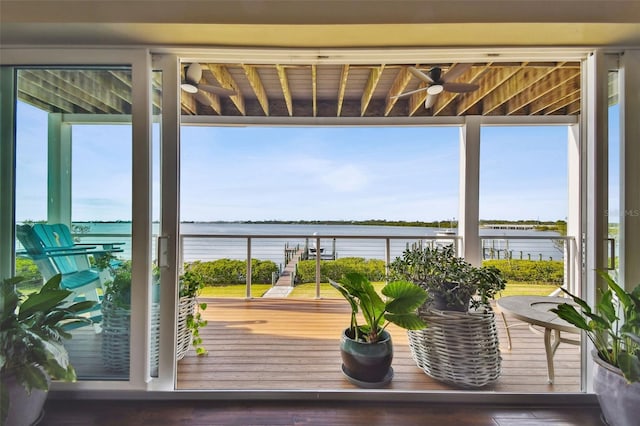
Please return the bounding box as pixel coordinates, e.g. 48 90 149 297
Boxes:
71 218 566 229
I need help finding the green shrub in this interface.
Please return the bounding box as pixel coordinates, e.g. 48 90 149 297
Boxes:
186 258 279 285
296 257 385 283
15 257 42 284
482 259 564 283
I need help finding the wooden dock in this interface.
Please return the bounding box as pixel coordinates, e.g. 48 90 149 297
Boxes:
262 248 303 297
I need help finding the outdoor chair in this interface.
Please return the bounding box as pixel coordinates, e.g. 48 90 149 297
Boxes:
16 223 124 328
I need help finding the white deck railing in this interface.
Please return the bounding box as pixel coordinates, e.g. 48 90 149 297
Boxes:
70 232 576 298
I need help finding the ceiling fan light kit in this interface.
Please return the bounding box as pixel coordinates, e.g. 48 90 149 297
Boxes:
394 64 479 109
180 83 198 93
426 84 444 95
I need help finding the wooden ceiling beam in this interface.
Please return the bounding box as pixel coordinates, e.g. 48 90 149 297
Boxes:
276 65 293 116
336 65 349 117
528 75 580 114
23 70 130 114
506 68 580 115
180 90 197 115
241 64 269 116
456 66 522 116
565 99 581 115
18 73 91 113
361 65 384 116
207 64 246 116
384 66 412 116
542 91 581 115
196 91 222 115
481 64 565 115
408 81 428 116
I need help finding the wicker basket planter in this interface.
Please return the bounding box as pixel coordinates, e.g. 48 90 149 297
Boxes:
176 296 196 361
101 300 160 373
407 306 501 388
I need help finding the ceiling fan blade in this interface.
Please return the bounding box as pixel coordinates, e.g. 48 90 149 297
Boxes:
424 93 439 109
198 84 236 96
185 63 203 84
195 91 213 105
442 63 472 82
408 66 434 84
390 86 429 99
442 82 479 93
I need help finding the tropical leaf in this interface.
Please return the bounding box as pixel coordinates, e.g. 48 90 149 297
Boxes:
618 351 640 383
16 364 49 393
331 273 427 342
385 312 427 330
18 290 70 321
551 304 591 331
383 280 428 313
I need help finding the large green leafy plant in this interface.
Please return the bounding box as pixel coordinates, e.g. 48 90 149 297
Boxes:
0 275 96 422
389 245 505 311
551 271 640 383
329 272 428 343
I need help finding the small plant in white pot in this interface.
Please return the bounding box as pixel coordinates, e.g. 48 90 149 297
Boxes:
0 275 96 425
551 271 639 426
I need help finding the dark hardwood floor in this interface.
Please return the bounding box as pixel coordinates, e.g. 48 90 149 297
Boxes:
41 399 604 426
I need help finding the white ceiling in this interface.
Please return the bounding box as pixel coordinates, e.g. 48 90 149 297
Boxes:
1 1 640 48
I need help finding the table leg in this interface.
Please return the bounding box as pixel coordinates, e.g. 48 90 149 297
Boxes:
500 311 512 351
544 328 562 384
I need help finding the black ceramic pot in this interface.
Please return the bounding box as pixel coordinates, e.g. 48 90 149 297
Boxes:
340 328 393 384
429 281 471 312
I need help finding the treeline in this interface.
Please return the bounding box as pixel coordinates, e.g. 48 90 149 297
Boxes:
240 219 567 230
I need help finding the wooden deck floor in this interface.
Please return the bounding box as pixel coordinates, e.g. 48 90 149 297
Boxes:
175 298 582 392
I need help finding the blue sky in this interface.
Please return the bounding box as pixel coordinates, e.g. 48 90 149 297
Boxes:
15 100 589 223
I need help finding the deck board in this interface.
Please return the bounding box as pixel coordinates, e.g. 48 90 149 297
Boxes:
66 297 581 392
176 298 581 392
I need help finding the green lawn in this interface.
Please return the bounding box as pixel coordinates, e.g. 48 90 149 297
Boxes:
197 281 559 299
200 284 273 298
497 281 560 298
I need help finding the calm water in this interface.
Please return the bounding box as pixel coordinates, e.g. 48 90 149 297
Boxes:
73 222 564 266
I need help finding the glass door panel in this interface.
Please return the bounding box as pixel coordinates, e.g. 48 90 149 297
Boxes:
14 67 133 380
607 70 620 277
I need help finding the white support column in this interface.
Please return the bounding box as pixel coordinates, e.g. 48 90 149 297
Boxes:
459 116 481 266
619 50 640 291
47 113 72 225
0 66 16 279
567 125 581 296
582 51 611 393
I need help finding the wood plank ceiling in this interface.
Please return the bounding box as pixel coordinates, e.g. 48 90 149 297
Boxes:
17 62 582 118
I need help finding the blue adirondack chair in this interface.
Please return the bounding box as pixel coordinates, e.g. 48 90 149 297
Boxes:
16 223 124 327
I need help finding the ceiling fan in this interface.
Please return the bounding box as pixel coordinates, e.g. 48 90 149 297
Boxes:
393 64 479 109
181 63 236 102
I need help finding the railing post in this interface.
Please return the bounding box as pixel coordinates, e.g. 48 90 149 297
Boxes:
246 237 252 299
315 237 321 299
385 238 391 283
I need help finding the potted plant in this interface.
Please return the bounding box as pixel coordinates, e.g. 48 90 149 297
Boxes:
100 261 161 372
1 275 96 426
551 271 639 426
177 265 208 359
389 245 505 312
329 272 427 387
388 245 505 387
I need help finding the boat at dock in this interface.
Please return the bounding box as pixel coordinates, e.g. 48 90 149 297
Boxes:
435 229 456 247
